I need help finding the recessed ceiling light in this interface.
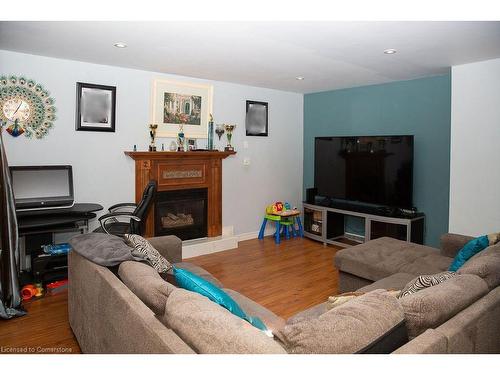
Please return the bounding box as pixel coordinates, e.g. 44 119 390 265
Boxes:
295 76 305 81
114 42 127 48
383 49 397 55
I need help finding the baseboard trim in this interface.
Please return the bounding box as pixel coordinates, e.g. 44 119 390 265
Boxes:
237 228 275 242
183 228 275 259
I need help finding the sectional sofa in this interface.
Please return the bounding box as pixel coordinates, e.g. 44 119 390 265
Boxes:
68 233 500 354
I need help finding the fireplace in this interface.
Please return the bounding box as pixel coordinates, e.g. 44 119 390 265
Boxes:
155 188 208 240
125 150 235 239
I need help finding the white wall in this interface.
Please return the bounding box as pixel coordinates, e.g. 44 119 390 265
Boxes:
0 50 303 237
450 58 500 235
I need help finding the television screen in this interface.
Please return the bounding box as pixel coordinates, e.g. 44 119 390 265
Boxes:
314 136 413 208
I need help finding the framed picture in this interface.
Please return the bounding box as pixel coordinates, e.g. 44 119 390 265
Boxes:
187 138 197 151
151 79 213 138
245 100 268 136
76 82 116 132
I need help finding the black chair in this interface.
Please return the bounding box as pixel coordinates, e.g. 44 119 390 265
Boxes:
94 181 157 237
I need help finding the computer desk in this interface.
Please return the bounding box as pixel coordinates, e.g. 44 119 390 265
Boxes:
16 203 103 283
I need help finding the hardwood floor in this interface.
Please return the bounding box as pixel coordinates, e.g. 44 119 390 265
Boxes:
188 237 341 319
0 290 80 354
0 237 340 353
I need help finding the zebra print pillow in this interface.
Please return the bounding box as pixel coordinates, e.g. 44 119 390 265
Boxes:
124 234 173 275
398 271 457 298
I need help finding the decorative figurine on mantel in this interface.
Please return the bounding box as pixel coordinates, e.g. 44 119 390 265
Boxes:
149 123 158 151
224 124 236 152
177 124 185 152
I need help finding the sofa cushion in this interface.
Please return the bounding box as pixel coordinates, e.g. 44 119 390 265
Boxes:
335 237 452 281
161 288 286 354
172 262 224 288
223 289 286 333
118 261 175 316
440 233 475 258
118 260 176 316
286 302 329 325
124 234 172 274
356 273 416 293
276 289 405 354
399 274 489 338
458 242 500 290
399 271 457 298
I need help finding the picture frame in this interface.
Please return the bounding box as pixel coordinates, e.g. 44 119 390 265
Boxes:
151 79 213 138
76 82 116 132
245 100 268 136
187 138 197 151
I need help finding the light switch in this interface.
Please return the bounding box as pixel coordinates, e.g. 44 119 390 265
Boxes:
243 157 251 166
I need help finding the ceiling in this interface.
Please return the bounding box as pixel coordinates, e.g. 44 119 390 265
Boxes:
1 21 500 93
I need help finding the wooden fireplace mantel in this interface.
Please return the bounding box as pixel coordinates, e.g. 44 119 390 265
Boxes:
125 150 236 238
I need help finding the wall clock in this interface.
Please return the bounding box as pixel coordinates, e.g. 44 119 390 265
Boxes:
0 76 57 139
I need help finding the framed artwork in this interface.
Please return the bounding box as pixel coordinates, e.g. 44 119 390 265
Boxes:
245 100 268 136
76 82 116 132
151 79 213 138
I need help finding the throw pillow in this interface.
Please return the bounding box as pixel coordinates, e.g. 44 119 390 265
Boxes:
124 234 172 274
173 266 268 332
448 233 500 272
398 271 457 298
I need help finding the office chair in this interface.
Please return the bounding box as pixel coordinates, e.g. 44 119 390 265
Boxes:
95 180 157 237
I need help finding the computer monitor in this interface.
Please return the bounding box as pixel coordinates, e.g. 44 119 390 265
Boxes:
10 165 74 210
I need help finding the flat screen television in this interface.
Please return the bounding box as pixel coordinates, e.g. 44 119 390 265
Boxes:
10 165 74 210
314 136 414 209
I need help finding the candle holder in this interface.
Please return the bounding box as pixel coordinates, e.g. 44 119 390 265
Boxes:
149 124 158 151
224 124 236 152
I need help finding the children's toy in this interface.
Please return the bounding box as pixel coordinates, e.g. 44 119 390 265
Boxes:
46 279 68 295
259 202 303 244
21 284 37 300
34 283 43 297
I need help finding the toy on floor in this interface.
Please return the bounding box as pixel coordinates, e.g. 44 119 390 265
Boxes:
21 283 44 300
21 284 37 300
260 201 303 244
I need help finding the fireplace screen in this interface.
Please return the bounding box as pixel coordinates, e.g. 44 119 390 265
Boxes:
154 188 208 240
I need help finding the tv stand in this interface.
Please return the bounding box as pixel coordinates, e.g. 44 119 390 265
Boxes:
303 202 424 248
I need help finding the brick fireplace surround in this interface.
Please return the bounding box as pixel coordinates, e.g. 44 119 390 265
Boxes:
125 151 235 238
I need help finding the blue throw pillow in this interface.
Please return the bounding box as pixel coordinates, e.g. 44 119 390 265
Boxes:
448 235 490 272
173 267 267 331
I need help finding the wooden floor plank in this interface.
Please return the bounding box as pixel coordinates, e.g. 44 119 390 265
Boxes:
0 237 340 353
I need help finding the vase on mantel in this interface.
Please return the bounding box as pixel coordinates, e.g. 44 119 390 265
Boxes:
207 114 214 150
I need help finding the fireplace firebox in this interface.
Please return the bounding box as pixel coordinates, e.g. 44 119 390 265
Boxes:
154 188 208 240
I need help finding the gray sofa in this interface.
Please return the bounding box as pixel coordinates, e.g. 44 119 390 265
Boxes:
68 233 500 354
68 235 287 354
334 234 500 353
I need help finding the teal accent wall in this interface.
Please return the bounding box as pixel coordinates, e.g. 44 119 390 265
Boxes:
303 74 451 246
